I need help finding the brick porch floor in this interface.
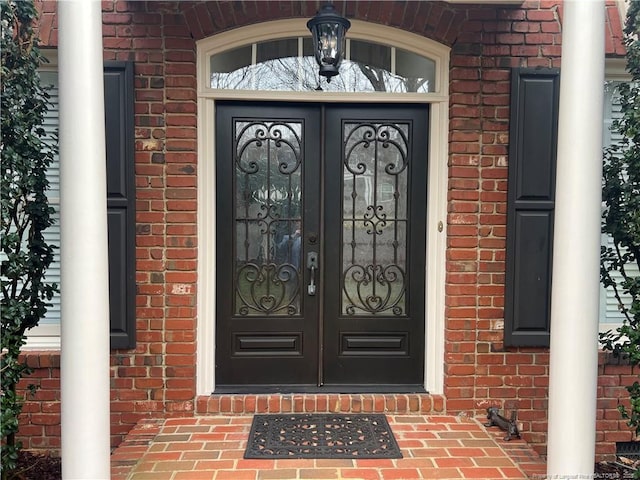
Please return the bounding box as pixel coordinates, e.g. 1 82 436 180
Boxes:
110 415 547 480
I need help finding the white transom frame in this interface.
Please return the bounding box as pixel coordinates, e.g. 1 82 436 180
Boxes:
196 19 449 395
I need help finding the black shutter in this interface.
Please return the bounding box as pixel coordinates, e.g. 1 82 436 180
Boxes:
504 68 560 347
104 62 136 349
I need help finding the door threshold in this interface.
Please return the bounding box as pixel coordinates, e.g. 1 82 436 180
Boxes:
213 385 428 394
196 390 445 415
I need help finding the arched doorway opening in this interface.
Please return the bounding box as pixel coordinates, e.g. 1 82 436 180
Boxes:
196 20 449 394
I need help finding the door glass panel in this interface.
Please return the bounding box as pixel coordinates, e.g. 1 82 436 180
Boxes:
342 122 409 316
234 120 303 316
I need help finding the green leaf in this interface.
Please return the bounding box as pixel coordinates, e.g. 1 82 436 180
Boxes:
600 1 640 439
1 0 59 473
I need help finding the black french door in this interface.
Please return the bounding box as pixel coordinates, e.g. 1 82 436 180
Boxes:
215 102 428 391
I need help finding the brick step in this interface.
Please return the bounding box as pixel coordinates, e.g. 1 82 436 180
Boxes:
195 393 446 415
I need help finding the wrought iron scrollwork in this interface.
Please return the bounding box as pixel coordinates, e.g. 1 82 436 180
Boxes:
234 120 303 316
343 264 406 315
236 263 300 316
344 123 409 176
342 122 410 316
362 204 387 235
236 121 302 176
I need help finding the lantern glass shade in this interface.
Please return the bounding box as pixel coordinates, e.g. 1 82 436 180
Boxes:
307 4 351 81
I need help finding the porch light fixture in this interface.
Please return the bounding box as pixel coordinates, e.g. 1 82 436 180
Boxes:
307 4 351 82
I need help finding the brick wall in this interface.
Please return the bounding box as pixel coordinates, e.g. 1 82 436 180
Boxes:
596 353 636 458
17 353 60 451
19 0 632 460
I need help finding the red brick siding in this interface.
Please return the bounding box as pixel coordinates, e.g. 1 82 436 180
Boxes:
16 352 61 451
21 0 630 460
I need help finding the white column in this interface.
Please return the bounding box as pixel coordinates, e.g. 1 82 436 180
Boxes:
58 2 111 479
547 0 605 477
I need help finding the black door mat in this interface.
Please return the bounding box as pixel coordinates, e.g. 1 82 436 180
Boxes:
244 413 403 459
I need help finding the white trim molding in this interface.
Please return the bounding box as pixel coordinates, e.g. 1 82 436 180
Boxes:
24 324 61 350
196 19 450 395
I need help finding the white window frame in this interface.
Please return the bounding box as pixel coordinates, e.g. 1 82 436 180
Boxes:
24 49 61 350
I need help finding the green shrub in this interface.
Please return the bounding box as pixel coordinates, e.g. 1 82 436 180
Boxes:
1 0 57 476
599 2 640 472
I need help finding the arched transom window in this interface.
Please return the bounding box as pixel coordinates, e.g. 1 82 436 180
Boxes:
210 37 436 93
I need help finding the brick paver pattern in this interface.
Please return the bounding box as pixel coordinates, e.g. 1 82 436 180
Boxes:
111 415 546 480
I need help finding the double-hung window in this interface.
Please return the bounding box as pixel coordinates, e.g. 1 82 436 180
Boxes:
599 58 638 334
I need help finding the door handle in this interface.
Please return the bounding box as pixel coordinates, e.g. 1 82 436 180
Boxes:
307 252 318 295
